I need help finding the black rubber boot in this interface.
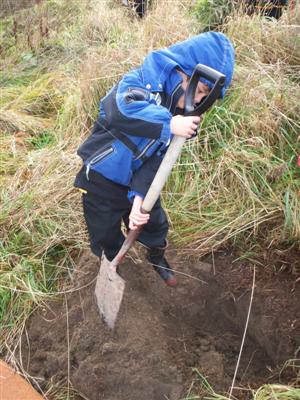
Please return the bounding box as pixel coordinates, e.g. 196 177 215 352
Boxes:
147 243 177 287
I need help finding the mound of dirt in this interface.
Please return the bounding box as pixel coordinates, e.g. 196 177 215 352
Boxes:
20 246 300 400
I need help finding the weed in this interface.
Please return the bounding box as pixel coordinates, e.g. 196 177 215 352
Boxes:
191 0 237 31
26 129 56 149
254 384 300 400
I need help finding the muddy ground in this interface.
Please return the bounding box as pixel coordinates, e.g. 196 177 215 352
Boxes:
21 245 300 400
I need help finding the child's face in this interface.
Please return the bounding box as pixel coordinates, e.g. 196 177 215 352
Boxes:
177 72 210 109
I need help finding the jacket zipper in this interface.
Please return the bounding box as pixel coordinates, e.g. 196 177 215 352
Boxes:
85 82 180 178
134 139 156 161
168 82 182 111
86 146 114 180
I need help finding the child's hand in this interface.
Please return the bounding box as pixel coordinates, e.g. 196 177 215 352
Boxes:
129 195 150 230
170 115 201 138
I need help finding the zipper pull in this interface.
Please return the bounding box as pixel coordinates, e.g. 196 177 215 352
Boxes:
86 163 90 181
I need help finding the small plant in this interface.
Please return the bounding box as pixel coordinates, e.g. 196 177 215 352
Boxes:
26 129 56 149
192 0 237 31
254 384 300 400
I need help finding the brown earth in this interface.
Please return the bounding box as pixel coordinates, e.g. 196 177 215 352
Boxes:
20 245 300 400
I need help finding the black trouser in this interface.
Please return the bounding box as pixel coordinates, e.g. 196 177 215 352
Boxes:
82 191 169 261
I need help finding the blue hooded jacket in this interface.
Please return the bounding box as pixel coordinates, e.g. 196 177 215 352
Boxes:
75 32 235 199
140 31 234 98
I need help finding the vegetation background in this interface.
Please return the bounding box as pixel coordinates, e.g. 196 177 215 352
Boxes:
0 0 299 399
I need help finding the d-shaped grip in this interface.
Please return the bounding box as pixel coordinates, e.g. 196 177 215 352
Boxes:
142 64 226 213
184 64 226 116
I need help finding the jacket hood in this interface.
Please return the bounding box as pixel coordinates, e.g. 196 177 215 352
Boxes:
140 32 235 98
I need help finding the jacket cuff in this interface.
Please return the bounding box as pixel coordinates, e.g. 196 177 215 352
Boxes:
128 190 144 203
160 120 172 144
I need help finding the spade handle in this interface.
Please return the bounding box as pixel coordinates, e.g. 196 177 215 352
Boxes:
142 135 185 212
114 64 226 263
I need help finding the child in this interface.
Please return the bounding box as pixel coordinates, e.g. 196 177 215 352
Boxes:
246 0 288 19
74 32 235 287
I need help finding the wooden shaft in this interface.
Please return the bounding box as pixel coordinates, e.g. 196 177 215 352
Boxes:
142 136 186 212
112 135 186 265
112 227 142 266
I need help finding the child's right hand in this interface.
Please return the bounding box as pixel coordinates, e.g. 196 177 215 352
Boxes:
129 195 150 230
170 115 201 138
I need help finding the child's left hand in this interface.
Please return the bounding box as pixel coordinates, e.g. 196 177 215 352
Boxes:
129 195 150 230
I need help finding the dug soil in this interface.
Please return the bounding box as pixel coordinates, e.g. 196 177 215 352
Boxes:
21 245 300 400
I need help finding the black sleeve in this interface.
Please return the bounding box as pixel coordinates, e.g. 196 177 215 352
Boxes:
102 85 164 140
130 153 164 198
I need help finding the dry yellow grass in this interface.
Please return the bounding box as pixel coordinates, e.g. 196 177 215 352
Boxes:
0 0 299 365
0 1 299 399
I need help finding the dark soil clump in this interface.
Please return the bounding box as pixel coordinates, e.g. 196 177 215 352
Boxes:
21 246 300 399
